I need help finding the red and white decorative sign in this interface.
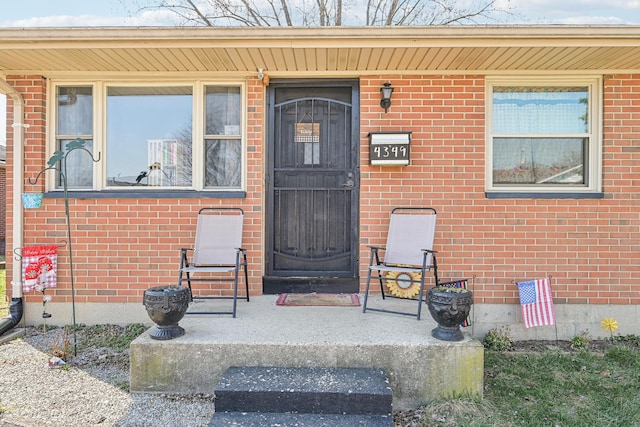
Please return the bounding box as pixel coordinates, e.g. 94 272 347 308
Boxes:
22 245 58 292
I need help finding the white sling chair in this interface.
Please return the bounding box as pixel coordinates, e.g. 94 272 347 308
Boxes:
362 207 439 320
178 207 249 317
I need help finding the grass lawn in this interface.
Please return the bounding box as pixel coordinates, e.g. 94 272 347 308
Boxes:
0 268 7 318
412 341 640 426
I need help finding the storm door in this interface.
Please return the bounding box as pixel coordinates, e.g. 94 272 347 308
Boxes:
264 80 359 293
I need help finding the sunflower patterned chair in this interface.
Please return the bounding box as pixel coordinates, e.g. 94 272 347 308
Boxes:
362 207 439 320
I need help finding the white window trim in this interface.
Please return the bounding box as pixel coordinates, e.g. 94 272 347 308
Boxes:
47 79 247 192
46 82 99 191
485 76 602 194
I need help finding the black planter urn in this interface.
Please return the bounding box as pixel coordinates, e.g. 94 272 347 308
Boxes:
427 287 473 342
143 285 190 340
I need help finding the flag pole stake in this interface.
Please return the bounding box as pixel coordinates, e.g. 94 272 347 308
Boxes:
548 274 559 345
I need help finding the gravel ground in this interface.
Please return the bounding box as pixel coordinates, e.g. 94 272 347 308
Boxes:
1 326 424 427
0 327 216 427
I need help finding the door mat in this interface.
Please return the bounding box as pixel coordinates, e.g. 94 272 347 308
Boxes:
276 293 361 307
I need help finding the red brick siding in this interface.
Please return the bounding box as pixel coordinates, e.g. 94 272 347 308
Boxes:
360 74 639 306
7 76 265 304
6 74 640 307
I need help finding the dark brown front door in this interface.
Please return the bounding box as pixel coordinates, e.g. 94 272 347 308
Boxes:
264 80 359 294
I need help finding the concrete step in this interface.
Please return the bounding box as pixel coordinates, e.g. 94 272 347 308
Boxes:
130 295 485 411
213 366 392 415
209 412 394 426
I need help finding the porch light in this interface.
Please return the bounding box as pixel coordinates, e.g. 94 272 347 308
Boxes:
380 82 394 113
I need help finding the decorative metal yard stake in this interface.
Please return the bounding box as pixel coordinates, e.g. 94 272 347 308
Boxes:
29 138 101 355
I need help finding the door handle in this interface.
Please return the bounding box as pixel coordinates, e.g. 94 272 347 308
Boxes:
343 180 355 188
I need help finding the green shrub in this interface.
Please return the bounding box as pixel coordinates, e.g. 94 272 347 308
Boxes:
483 326 514 351
571 330 591 350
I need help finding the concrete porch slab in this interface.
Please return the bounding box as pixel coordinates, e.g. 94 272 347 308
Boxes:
130 295 483 411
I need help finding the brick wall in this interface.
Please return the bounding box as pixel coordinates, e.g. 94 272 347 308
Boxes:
7 75 265 305
360 74 640 307
6 74 639 309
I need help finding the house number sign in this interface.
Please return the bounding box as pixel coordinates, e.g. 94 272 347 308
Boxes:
369 132 411 166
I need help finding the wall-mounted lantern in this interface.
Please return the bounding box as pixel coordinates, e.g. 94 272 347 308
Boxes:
380 82 394 113
257 68 269 85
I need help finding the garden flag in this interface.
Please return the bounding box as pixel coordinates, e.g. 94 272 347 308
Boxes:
517 278 555 328
22 245 58 292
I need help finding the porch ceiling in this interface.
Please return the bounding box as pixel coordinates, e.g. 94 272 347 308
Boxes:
1 26 640 77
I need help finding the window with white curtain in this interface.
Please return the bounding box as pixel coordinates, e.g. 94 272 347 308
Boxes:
204 86 242 187
55 86 94 188
486 77 601 194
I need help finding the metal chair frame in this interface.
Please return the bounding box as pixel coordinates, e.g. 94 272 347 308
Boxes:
178 207 249 317
362 207 439 320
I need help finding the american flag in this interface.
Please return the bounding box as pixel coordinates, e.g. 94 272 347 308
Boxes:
517 278 555 328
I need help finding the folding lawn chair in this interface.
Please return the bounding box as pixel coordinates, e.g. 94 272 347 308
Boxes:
362 207 439 320
178 207 249 317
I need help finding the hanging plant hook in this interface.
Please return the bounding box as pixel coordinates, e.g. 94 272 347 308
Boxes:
28 138 101 355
